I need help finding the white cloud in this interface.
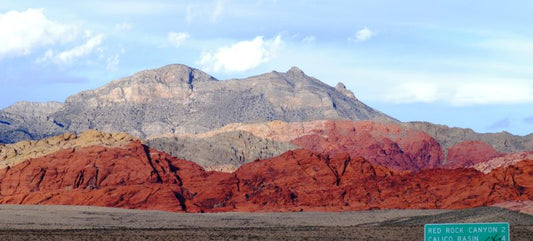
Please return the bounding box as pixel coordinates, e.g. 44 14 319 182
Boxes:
478 38 533 57
212 0 224 22
302 35 316 43
349 27 375 42
114 22 132 31
168 32 190 47
57 34 104 64
80 2 176 15
185 5 195 24
106 48 125 71
39 33 105 65
451 80 533 105
106 54 120 70
349 69 533 105
198 35 282 73
0 9 78 59
185 0 225 24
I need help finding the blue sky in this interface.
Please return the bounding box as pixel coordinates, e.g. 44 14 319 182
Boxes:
0 1 532 135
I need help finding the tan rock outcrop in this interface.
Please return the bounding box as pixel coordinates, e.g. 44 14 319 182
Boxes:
184 120 330 143
472 151 533 173
0 130 135 169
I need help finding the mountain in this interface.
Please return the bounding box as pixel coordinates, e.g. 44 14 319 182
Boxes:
0 101 65 143
402 121 533 154
146 130 297 172
158 120 530 172
0 131 532 212
47 64 394 140
1 64 531 159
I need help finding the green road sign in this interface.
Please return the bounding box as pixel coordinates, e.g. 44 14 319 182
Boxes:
425 223 509 241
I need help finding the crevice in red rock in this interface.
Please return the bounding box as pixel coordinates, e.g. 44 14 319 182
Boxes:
143 145 162 183
30 168 46 191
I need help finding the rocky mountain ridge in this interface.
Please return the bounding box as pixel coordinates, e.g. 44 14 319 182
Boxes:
0 135 531 212
0 101 65 143
150 120 531 172
0 64 396 143
402 121 533 154
146 130 297 172
53 64 394 139
1 64 531 158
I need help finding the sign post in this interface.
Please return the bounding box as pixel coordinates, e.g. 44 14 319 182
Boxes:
424 223 509 241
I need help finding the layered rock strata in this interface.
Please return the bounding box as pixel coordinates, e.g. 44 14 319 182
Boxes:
0 136 531 213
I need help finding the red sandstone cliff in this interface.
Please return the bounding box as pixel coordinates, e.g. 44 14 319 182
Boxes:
444 140 501 169
0 139 531 213
290 120 444 171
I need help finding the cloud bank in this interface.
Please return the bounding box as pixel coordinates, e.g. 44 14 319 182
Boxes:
168 32 190 47
351 70 533 106
0 9 77 59
198 35 282 73
38 33 104 65
186 0 225 24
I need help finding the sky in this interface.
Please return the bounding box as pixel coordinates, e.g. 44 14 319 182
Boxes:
0 0 532 136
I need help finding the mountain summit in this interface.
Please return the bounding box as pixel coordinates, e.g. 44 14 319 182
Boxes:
65 64 218 106
1 64 394 143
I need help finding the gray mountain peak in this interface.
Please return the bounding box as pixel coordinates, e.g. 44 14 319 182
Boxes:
65 64 217 106
2 63 397 143
336 82 356 99
287 66 304 74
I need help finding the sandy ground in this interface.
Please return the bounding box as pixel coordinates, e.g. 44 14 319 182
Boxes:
0 205 531 240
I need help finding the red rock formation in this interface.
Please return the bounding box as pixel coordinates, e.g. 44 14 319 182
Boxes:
290 120 444 171
0 140 531 213
444 140 501 169
0 140 233 212
224 150 532 211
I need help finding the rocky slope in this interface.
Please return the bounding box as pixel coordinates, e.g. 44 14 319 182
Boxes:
1 64 530 167
153 119 439 171
493 201 533 214
0 133 532 212
443 140 502 169
0 101 65 144
169 120 513 171
146 131 297 172
173 120 531 169
289 120 444 171
178 120 330 143
228 150 533 212
473 151 533 173
402 121 533 154
48 64 394 140
0 130 135 169
0 140 209 212
0 65 395 144
4 119 512 175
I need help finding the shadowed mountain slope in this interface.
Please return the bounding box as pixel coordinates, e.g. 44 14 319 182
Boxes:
0 102 65 144
146 131 297 172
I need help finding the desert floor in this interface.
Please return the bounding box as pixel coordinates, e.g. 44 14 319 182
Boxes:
0 205 531 240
